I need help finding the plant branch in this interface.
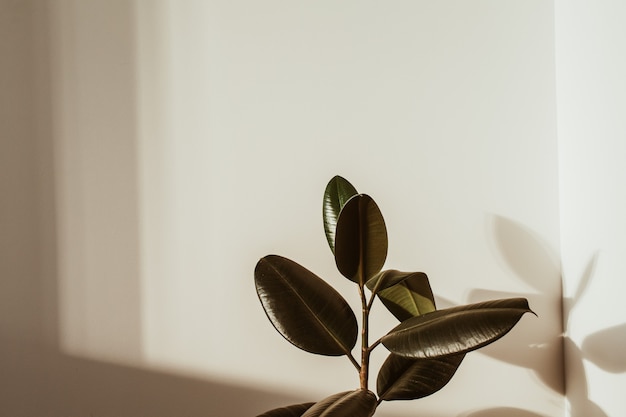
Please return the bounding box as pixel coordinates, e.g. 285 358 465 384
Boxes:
367 292 376 311
369 337 383 352
347 351 361 371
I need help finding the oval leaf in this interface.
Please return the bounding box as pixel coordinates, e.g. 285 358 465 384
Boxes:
372 272 436 321
323 176 358 254
255 255 358 356
334 194 388 285
377 353 464 401
302 390 377 417
381 298 534 358
258 403 316 417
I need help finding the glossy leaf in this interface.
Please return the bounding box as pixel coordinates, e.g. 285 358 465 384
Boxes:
366 270 418 294
255 255 358 356
377 353 464 401
323 176 358 254
381 298 533 359
334 194 388 285
302 390 377 417
258 403 315 417
369 272 436 321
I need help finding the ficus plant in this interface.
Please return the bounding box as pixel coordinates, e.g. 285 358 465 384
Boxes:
254 176 534 417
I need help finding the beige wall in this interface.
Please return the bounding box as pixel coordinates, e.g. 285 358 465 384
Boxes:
133 2 563 416
0 1 576 416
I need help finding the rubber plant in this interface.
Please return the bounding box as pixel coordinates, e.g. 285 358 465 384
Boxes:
254 176 534 417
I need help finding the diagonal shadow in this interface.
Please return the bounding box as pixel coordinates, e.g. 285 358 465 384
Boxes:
0 335 310 417
0 3 309 416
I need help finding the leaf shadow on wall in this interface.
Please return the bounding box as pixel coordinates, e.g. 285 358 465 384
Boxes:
467 215 564 394
581 323 626 373
431 215 562 417
562 253 625 417
564 254 626 373
399 215 562 417
470 217 613 417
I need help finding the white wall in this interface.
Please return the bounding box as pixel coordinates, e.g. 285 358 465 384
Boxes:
1 1 567 416
556 1 626 417
137 1 563 415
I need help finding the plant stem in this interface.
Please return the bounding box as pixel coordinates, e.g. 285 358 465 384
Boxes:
359 284 369 390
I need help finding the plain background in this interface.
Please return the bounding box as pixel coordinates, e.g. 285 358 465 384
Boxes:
0 1 623 416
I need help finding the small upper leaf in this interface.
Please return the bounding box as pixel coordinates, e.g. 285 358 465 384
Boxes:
257 402 316 417
381 298 534 359
370 272 436 321
255 255 358 356
334 194 388 285
323 176 358 254
377 353 465 401
302 390 377 417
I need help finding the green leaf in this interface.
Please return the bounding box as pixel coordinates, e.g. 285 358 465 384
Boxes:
370 272 436 321
255 255 358 356
366 270 418 294
334 194 388 285
258 403 316 417
323 176 358 254
381 298 534 359
301 390 377 417
377 353 464 401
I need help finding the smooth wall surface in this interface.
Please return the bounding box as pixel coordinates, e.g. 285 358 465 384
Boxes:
134 1 563 416
556 1 626 416
1 1 565 416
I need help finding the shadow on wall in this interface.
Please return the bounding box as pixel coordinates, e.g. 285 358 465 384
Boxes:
0 2 306 416
581 322 626 373
427 216 563 417
460 408 547 417
469 215 564 394
564 254 626 374
0 336 310 417
562 253 625 417
477 217 624 417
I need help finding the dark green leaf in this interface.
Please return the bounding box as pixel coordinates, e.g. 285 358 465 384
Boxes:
255 255 358 356
334 194 388 285
371 272 436 321
323 176 358 254
377 353 464 401
302 390 377 417
258 403 316 417
381 298 534 358
365 270 418 294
